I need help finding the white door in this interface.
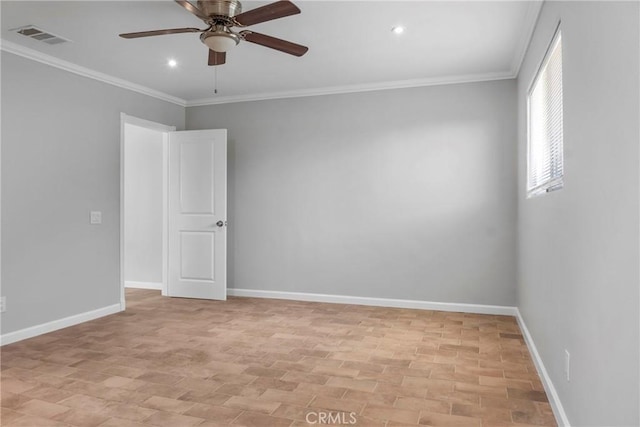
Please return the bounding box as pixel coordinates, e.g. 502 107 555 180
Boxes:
168 129 227 300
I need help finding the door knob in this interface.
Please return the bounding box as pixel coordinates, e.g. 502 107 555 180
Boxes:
216 220 225 227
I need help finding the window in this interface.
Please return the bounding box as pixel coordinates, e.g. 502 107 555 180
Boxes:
527 26 563 197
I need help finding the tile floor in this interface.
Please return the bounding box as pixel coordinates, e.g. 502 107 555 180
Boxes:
1 289 557 426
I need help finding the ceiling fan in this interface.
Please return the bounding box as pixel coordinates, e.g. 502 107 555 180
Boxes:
119 0 308 66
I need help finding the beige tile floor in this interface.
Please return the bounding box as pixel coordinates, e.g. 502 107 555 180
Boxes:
1 289 557 426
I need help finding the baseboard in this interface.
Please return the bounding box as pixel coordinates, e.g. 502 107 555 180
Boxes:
516 309 571 426
227 288 518 316
125 281 162 290
0 303 122 346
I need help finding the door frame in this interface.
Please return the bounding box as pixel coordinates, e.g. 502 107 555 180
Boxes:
119 113 176 310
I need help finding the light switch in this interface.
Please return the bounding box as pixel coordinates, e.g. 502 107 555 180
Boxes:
90 211 102 225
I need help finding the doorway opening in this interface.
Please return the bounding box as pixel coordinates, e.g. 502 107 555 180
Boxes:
119 113 175 309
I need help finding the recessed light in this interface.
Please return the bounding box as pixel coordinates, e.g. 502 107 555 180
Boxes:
392 26 405 35
167 59 177 68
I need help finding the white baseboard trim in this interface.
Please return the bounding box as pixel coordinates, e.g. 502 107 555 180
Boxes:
0 304 122 346
516 309 570 426
227 288 518 316
125 281 162 290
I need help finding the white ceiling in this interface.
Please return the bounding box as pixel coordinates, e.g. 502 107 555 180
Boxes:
1 1 541 105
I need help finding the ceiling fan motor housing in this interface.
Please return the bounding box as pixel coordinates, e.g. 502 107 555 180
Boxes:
197 0 242 19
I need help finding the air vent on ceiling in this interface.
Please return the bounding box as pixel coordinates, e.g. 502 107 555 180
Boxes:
14 26 70 45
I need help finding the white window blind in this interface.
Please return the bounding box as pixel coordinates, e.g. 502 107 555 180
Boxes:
527 28 563 196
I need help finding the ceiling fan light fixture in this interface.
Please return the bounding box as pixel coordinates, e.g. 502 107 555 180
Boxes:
202 31 240 52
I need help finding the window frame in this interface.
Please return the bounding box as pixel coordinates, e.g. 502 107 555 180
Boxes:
526 22 564 198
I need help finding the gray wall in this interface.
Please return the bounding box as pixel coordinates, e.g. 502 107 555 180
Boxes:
517 2 639 425
1 52 184 334
124 124 163 284
187 80 518 306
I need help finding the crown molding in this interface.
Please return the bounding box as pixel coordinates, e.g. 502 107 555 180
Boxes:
510 0 545 77
3 3 539 111
0 39 186 107
186 70 516 107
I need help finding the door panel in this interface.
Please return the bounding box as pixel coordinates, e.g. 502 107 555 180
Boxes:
180 231 215 281
168 129 227 300
180 141 215 214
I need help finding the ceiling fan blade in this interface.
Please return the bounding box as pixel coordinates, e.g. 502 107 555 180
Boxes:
234 0 300 27
174 0 210 21
242 31 308 57
208 50 226 66
119 27 202 39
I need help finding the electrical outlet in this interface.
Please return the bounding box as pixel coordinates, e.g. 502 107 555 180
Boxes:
90 211 102 225
564 350 570 382
0 296 6 313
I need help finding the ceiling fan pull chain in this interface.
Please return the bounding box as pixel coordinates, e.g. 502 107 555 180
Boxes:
214 65 218 94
